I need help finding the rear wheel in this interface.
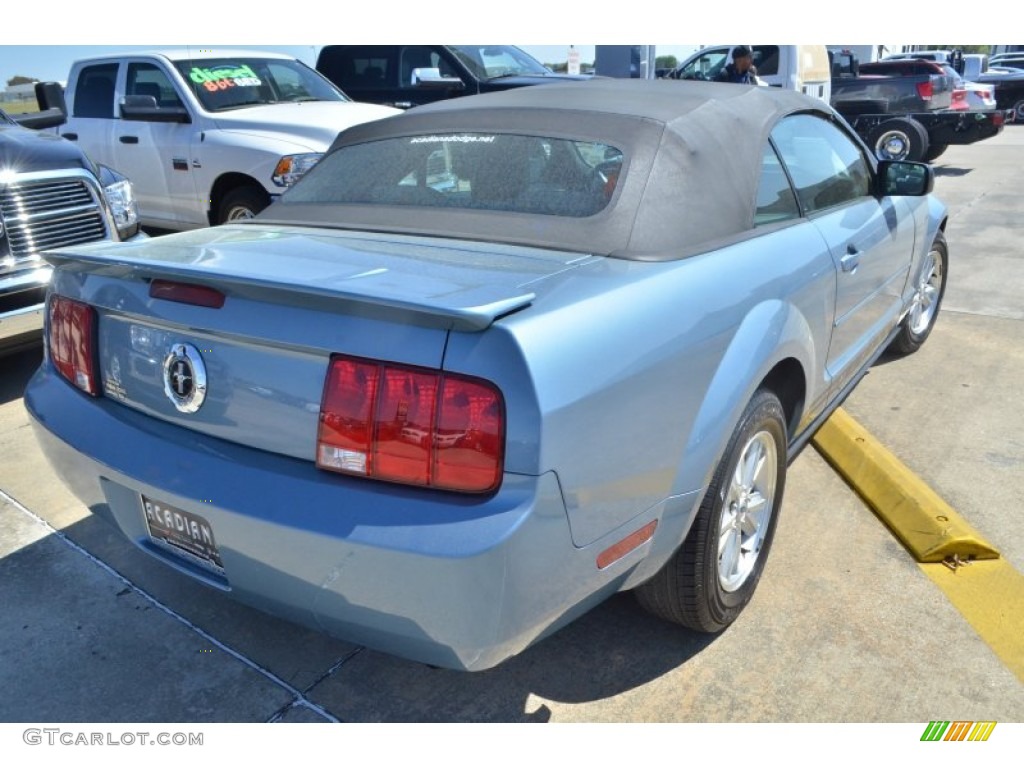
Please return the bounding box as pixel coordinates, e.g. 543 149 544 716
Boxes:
922 143 948 163
889 232 948 355
1013 99 1024 123
218 185 270 224
635 390 787 633
867 118 930 162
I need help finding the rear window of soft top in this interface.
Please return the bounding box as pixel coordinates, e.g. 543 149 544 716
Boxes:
282 133 624 218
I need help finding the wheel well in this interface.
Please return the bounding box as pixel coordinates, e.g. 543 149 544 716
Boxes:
207 173 267 226
759 358 805 439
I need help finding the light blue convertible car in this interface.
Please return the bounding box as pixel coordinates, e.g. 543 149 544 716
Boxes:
27 80 947 671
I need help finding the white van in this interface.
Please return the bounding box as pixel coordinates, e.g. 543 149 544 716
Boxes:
670 45 832 103
962 54 989 81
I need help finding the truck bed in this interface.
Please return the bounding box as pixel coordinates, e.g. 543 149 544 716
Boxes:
831 73 953 114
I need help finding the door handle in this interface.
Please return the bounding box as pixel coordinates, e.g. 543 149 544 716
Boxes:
840 245 860 273
62 132 78 140
119 136 139 144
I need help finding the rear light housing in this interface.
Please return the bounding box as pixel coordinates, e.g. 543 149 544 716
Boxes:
48 295 100 396
150 279 226 308
916 80 934 101
317 355 505 494
950 89 968 110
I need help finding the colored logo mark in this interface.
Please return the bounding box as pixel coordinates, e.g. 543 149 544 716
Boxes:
921 721 997 742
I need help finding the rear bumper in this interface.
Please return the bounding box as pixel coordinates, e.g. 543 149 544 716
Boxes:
25 364 663 671
924 110 1005 146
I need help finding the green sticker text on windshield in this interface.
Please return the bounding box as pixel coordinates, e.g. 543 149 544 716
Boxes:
189 64 262 92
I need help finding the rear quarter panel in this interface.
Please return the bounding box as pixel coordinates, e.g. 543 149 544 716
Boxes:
444 221 839 548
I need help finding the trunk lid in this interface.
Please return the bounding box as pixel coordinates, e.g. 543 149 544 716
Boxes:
45 224 597 462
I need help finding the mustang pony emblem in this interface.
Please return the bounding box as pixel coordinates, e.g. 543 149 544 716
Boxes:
162 343 207 413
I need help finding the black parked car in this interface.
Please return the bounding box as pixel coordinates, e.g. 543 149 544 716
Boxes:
316 45 591 109
0 84 143 354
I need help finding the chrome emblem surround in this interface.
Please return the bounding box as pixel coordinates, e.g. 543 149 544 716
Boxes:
163 343 207 414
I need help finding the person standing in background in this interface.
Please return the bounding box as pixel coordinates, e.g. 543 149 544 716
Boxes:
716 46 758 84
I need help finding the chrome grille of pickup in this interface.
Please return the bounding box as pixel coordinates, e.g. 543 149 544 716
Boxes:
1 178 108 266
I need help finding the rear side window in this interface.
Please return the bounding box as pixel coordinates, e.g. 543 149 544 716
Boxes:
755 143 800 225
284 133 624 218
770 114 872 214
74 64 118 118
319 47 395 89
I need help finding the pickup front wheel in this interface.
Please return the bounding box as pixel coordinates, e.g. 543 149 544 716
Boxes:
867 118 930 162
635 390 786 633
218 185 270 224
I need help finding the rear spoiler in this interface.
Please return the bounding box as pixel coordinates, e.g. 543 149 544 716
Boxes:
11 82 68 130
42 239 537 333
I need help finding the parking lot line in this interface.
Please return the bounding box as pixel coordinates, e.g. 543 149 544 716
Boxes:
918 560 1024 683
0 486 343 722
813 407 1024 683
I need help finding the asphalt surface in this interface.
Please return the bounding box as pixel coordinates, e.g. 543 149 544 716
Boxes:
1 128 1023 723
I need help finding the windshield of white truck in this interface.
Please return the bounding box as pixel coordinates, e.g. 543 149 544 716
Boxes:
174 58 348 111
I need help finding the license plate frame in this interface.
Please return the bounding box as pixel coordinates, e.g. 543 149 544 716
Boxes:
142 496 224 572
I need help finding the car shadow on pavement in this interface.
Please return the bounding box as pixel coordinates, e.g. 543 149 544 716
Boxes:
10 505 719 722
0 518 294 722
933 167 972 178
304 591 720 722
0 347 42 405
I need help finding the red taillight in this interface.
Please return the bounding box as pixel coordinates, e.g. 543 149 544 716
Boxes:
950 89 968 110
317 356 504 493
374 368 438 485
48 295 99 396
434 377 504 491
916 81 934 100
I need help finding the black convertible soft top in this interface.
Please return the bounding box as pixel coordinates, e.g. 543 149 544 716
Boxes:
256 79 834 261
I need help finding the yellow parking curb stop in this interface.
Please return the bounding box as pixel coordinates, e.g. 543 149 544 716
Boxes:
811 408 999 563
813 407 1024 683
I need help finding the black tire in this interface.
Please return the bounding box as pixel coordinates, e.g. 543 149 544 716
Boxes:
867 118 930 162
1014 99 1024 123
889 231 948 356
921 143 948 163
218 185 270 224
635 390 787 633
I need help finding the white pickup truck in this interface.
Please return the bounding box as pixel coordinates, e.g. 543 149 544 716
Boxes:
59 49 400 229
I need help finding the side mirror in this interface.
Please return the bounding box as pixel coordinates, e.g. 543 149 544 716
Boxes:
9 81 67 130
410 67 465 90
877 160 934 196
120 95 191 123
36 81 68 118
